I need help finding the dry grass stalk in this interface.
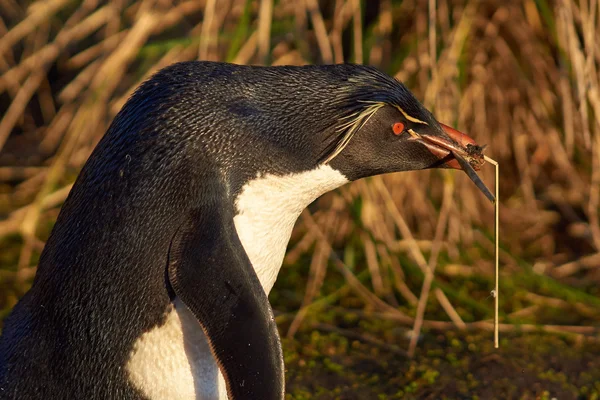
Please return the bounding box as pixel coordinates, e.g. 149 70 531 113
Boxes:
58 59 103 103
38 104 76 155
363 236 384 297
434 288 466 329
0 0 70 55
0 70 45 150
199 0 218 61
350 0 362 64
257 0 273 63
374 177 429 271
305 0 333 63
0 167 44 181
0 184 72 239
301 210 409 320
287 210 337 338
364 310 600 338
0 5 117 93
330 0 347 64
423 0 475 108
284 229 316 265
484 155 500 348
588 127 600 250
373 175 468 355
562 0 592 149
408 176 455 357
551 252 600 277
64 32 127 70
90 12 157 104
232 31 258 65
313 322 407 356
377 244 418 305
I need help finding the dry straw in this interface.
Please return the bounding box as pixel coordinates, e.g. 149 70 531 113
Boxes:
484 155 500 349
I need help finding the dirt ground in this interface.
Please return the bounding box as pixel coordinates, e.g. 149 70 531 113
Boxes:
283 326 600 399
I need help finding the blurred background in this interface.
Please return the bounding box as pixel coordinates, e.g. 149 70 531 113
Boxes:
1 0 599 398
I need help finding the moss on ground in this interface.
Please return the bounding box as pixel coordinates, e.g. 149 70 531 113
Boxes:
282 326 600 399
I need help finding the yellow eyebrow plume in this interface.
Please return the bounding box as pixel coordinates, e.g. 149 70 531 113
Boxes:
324 102 385 164
324 101 429 164
394 105 428 125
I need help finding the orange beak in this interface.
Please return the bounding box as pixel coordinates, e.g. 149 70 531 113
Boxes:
410 123 485 171
408 123 494 202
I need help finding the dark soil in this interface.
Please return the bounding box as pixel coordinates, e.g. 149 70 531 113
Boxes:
282 325 600 399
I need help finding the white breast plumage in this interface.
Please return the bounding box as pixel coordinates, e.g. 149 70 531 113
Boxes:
233 165 349 293
126 165 348 399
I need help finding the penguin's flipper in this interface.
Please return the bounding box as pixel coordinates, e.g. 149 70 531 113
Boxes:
167 205 284 400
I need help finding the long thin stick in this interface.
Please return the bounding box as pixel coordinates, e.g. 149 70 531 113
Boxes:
484 155 499 348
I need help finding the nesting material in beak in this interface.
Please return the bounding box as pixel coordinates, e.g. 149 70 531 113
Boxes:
408 123 495 203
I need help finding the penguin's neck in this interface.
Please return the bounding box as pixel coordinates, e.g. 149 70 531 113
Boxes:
233 164 349 294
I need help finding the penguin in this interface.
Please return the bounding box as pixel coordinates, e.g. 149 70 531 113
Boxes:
0 62 487 400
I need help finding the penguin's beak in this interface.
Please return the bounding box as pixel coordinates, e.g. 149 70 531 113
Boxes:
408 123 495 203
408 123 485 171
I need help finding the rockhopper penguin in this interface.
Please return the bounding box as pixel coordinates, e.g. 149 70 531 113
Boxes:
0 62 487 399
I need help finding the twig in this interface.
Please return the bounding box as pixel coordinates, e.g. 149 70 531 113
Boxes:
484 154 500 348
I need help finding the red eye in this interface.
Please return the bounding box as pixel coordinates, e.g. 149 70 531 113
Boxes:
392 122 405 135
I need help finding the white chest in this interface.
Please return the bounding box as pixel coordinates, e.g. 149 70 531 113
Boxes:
233 165 349 293
126 299 227 400
126 165 348 399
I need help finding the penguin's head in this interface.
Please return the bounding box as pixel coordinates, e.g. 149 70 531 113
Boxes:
323 67 486 182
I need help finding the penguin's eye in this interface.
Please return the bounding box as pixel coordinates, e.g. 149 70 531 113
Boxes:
392 122 405 135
